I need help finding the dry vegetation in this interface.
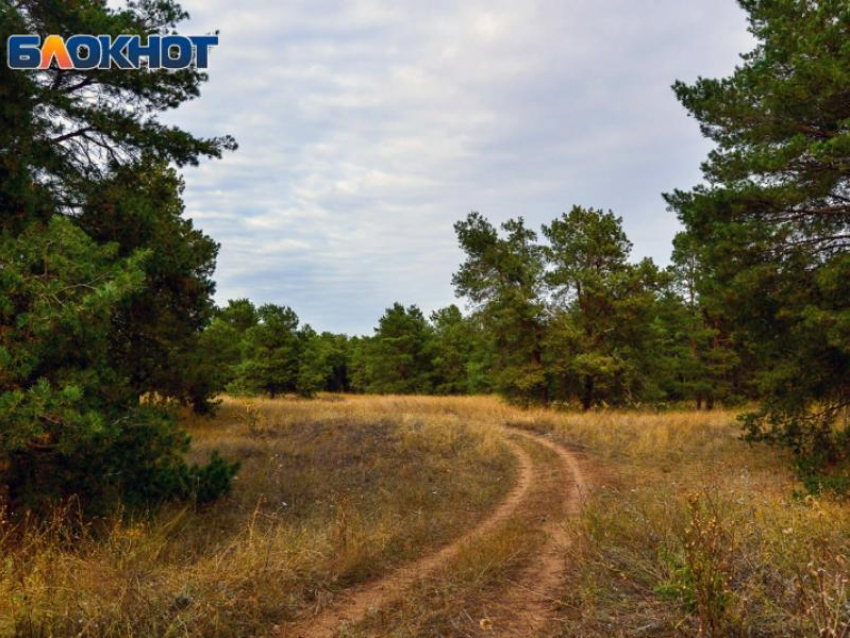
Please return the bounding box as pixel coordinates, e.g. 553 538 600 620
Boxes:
344 435 565 637
0 396 514 637
517 410 850 637
1 396 848 637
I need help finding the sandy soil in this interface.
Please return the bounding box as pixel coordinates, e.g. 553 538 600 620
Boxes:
282 427 588 638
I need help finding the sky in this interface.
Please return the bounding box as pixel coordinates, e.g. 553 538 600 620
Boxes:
162 0 754 335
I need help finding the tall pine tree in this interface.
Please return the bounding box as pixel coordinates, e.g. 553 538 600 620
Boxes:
667 0 850 467
453 213 549 406
0 0 237 512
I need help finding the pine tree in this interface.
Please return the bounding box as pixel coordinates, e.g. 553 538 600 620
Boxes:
667 0 850 466
0 0 237 512
78 160 221 412
0 0 235 224
659 232 748 409
365 304 434 395
453 213 549 406
235 305 302 398
542 207 662 409
429 305 475 395
296 327 335 398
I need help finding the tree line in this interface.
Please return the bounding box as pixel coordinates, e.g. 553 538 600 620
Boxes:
199 0 850 490
208 206 748 412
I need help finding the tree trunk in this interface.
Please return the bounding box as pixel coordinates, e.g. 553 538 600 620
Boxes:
531 323 549 408
582 376 594 411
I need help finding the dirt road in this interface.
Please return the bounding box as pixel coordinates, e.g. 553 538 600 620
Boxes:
283 427 587 638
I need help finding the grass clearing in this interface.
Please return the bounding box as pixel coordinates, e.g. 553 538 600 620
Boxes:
1 396 847 637
0 396 514 637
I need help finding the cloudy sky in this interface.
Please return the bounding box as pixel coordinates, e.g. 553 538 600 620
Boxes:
164 0 753 335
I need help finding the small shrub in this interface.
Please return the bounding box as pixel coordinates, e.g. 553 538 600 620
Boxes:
680 493 735 637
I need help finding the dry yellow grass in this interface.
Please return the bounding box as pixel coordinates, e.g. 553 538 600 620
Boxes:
514 409 850 637
1 396 847 637
0 395 515 637
345 435 564 637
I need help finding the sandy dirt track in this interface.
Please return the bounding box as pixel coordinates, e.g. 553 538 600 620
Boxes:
282 426 587 638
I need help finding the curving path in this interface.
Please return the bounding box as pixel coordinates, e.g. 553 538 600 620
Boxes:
486 428 588 636
282 427 587 638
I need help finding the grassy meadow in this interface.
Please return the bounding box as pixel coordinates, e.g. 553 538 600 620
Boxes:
523 410 850 637
0 396 513 637
1 396 848 637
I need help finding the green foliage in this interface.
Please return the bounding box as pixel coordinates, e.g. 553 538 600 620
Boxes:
235 305 302 397
225 304 349 399
212 301 484 399
198 299 260 400
359 304 435 395
655 233 749 409
450 209 724 409
0 218 146 447
188 451 240 505
348 336 373 394
319 332 354 393
296 327 336 398
0 0 237 513
667 0 850 466
542 207 663 409
453 213 549 406
219 298 260 333
0 218 236 511
428 305 475 395
0 0 235 223
78 160 221 412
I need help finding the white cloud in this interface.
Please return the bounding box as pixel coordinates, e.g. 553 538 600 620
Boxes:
160 0 753 334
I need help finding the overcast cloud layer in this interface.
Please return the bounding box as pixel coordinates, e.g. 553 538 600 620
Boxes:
163 0 753 335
